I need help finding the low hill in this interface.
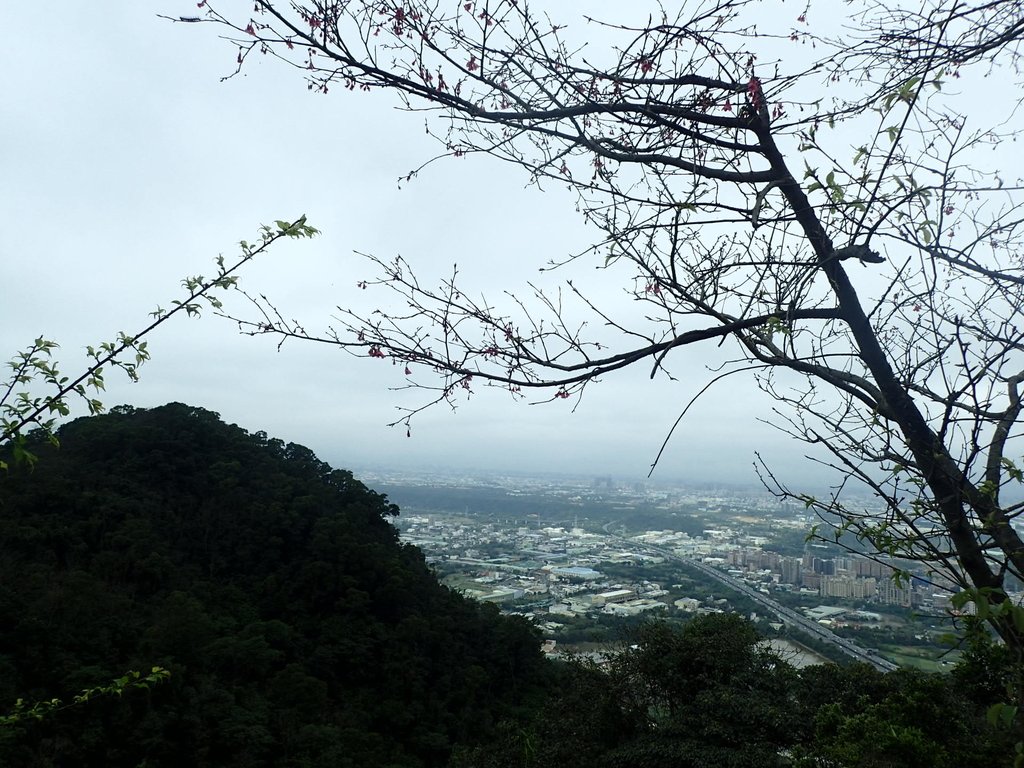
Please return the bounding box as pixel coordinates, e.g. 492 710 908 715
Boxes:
0 404 546 767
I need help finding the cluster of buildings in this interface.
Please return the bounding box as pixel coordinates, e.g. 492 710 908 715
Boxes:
399 509 961 617
711 542 970 612
716 546 919 607
400 517 727 622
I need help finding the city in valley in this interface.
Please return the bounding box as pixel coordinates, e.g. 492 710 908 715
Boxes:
363 469 986 672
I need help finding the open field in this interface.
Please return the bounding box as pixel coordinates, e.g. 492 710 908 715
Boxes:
879 644 960 672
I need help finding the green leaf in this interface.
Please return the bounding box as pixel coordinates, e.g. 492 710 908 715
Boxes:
950 590 972 610
988 702 1019 728
1011 604 1024 634
1002 457 1024 483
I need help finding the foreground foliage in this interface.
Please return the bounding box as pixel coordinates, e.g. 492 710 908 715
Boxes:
1 217 317 469
458 614 1015 768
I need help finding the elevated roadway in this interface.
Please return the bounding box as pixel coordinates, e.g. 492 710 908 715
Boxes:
649 546 899 672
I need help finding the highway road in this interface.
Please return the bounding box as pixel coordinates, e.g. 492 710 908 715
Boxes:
649 546 899 672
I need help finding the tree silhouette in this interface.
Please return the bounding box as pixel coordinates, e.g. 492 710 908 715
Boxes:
191 2 1024 653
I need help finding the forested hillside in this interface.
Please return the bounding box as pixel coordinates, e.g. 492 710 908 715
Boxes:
0 404 1017 766
0 404 545 766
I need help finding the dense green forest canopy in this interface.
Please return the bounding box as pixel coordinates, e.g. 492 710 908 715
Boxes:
0 404 545 766
0 404 1017 766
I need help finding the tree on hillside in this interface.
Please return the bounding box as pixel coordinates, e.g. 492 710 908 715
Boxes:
0 218 318 733
452 615 1009 767
190 2 1024 653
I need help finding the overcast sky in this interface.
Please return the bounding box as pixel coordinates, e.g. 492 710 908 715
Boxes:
3 2 1002 488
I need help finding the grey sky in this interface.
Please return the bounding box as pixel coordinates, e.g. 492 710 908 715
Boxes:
2 3 1006 487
